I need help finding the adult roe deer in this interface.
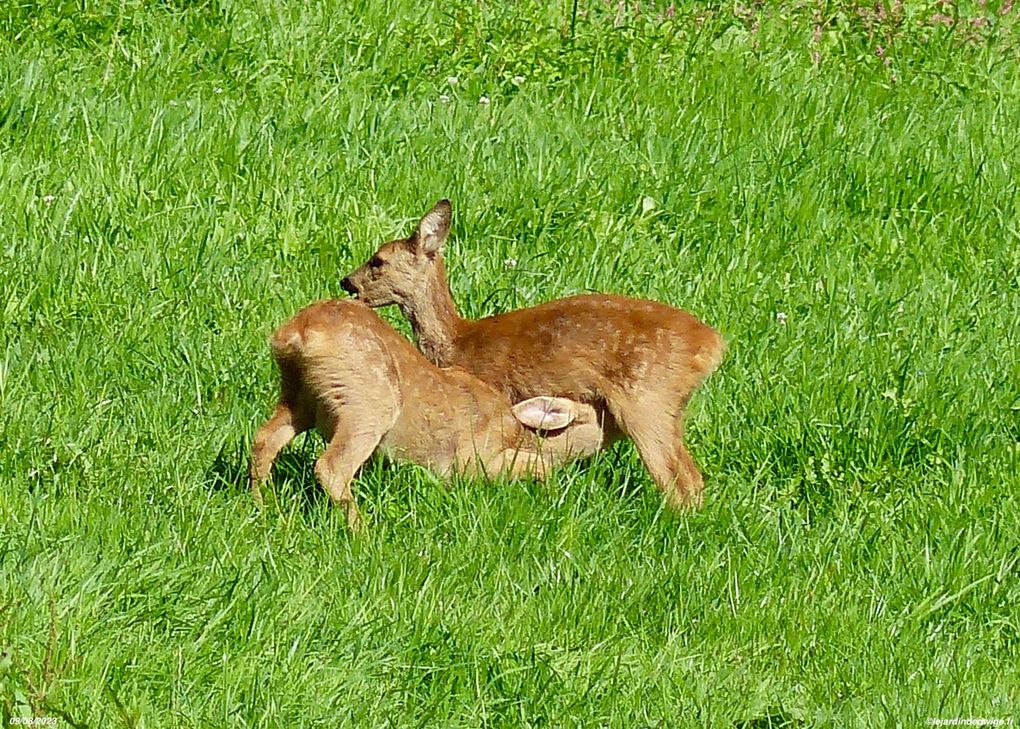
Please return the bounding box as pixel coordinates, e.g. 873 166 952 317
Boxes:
341 200 725 509
249 299 607 529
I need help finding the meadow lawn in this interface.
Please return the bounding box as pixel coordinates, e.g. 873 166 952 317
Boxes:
2 1 1019 725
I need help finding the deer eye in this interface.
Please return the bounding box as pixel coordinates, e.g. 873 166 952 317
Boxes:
369 256 385 269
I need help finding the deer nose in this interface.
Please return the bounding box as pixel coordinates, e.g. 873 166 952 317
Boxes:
340 276 358 296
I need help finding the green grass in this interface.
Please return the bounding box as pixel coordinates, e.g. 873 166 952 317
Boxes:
2 0 1019 725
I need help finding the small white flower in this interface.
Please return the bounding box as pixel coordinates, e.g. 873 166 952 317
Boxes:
42 195 56 204
213 87 223 94
775 311 788 324
446 76 459 86
512 75 525 85
439 94 451 103
479 96 490 105
504 257 518 269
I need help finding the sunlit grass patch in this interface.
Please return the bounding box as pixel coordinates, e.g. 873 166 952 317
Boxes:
1 1 1018 724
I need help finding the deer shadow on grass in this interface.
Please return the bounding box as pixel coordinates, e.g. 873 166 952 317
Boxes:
206 434 329 512
206 432 649 519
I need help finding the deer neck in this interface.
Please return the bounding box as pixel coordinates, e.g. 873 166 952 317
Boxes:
403 259 464 367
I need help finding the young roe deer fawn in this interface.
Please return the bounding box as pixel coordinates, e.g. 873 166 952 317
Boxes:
341 200 725 509
249 299 606 529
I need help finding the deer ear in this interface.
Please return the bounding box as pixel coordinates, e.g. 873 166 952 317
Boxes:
412 199 451 255
512 396 576 431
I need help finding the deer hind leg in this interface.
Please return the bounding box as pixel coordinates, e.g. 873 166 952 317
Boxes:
611 397 704 510
250 402 310 505
314 422 386 532
669 420 704 508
